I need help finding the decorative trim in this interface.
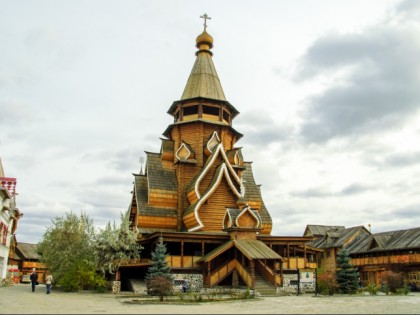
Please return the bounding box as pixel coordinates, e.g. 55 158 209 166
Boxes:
206 131 220 154
235 205 261 228
175 142 192 160
189 163 243 232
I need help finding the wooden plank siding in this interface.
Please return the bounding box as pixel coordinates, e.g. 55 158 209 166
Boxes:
148 190 178 208
136 215 177 229
352 253 420 266
199 180 237 231
165 255 201 268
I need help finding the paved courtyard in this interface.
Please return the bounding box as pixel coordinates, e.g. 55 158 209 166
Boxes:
1 283 419 314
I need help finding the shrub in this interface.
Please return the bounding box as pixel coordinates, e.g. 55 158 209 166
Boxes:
317 270 338 295
366 284 380 295
380 271 404 294
146 276 173 301
396 285 409 295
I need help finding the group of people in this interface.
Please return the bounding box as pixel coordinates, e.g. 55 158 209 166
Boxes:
29 268 53 294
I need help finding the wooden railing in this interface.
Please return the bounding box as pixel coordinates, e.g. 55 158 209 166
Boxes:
164 256 202 268
235 260 253 288
283 257 316 269
209 259 237 286
255 260 281 286
351 253 420 266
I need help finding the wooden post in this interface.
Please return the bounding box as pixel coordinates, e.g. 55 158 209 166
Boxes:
207 262 211 287
198 103 202 119
250 260 255 289
181 239 184 268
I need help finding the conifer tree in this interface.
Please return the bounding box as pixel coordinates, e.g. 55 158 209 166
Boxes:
145 237 173 300
145 237 172 280
336 248 359 294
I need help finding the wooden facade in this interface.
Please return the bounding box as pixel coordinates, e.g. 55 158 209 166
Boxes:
122 23 319 292
305 225 420 288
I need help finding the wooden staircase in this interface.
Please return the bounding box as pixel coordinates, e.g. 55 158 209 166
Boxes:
253 273 277 296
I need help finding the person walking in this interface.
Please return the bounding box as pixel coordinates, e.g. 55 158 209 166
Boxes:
30 268 38 292
45 272 53 294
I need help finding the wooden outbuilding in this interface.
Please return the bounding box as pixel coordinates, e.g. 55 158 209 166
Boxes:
306 224 420 288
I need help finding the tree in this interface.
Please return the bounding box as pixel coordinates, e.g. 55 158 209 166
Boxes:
145 237 173 300
336 248 359 294
38 211 106 291
94 212 142 277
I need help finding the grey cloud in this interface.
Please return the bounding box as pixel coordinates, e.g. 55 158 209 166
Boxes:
384 151 420 167
290 187 332 198
235 110 293 147
393 204 420 219
77 188 129 210
339 184 371 196
294 9 420 143
394 0 420 20
81 147 143 173
108 148 144 172
0 100 35 125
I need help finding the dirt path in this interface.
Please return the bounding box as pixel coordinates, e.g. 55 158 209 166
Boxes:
1 284 419 314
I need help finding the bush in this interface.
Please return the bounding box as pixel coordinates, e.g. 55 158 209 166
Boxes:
146 276 173 301
380 271 404 294
396 285 409 295
317 270 338 295
366 284 380 295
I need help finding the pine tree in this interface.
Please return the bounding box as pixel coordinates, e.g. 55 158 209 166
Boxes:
336 248 359 294
145 237 172 280
145 237 173 300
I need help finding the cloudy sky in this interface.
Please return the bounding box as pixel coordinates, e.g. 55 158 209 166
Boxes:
1 0 420 244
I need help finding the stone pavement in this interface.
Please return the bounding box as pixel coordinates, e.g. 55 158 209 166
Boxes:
1 283 420 314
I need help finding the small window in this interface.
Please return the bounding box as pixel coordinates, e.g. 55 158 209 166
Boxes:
223 110 230 122
183 106 198 116
203 105 219 116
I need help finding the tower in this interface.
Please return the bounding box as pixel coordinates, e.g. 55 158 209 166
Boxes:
129 16 272 236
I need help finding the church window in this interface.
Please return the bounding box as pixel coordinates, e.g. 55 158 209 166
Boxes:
183 105 198 116
222 110 230 123
203 105 219 116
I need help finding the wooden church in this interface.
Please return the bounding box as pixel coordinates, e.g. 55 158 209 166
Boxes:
120 16 320 293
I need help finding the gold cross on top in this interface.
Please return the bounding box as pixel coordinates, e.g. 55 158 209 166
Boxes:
200 13 211 31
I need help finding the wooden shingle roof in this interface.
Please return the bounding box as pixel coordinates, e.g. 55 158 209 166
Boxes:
16 242 40 260
241 162 272 225
304 225 345 237
199 239 282 262
146 152 178 192
134 174 177 218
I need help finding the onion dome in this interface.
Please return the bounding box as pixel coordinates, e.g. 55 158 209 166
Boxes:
196 30 213 51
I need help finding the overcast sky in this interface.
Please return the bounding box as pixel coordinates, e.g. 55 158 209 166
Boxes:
1 0 420 244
